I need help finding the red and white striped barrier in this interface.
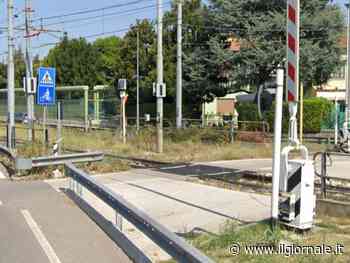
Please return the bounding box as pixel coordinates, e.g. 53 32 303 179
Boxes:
287 0 299 102
287 0 300 145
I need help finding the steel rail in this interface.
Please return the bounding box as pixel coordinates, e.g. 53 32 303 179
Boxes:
31 152 104 168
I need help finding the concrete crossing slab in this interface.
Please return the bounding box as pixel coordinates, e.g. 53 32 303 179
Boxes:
47 166 271 262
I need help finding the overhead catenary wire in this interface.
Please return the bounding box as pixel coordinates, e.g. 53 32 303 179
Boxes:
38 2 171 28
31 0 156 23
0 1 343 56
31 27 131 50
42 2 171 33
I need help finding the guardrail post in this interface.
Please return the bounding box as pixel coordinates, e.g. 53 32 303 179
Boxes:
115 212 123 232
321 152 327 199
69 176 73 190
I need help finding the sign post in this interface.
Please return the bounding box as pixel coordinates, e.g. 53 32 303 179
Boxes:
37 67 56 147
37 67 56 106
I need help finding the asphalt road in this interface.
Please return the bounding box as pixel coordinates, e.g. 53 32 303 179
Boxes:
0 179 132 263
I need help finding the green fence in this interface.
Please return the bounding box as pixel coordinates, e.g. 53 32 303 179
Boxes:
321 102 346 131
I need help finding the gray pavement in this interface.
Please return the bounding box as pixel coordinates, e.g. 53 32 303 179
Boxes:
0 180 132 263
48 166 271 262
4 156 348 262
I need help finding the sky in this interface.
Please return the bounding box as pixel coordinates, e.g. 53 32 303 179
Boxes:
0 0 347 59
0 0 173 59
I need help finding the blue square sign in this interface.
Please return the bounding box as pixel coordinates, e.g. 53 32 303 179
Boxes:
37 67 56 105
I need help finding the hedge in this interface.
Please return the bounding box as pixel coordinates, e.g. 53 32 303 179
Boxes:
236 98 333 134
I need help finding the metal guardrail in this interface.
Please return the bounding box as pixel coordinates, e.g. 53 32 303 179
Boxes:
16 152 104 170
0 145 16 161
65 163 214 263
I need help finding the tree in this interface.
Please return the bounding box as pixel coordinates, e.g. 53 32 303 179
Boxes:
93 36 124 86
164 0 225 107
0 62 7 90
206 0 344 94
120 19 157 103
0 47 26 90
43 36 99 87
14 47 26 89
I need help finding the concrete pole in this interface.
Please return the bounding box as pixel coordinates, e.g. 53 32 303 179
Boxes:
25 0 35 142
176 0 182 129
7 0 15 149
94 91 98 121
84 88 88 132
346 3 350 150
271 67 284 225
156 0 164 153
136 29 140 132
122 97 126 144
335 99 338 146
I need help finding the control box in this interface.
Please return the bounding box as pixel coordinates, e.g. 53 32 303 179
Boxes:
153 83 166 98
279 160 316 230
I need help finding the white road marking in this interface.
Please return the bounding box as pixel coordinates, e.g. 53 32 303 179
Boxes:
0 200 2 206
21 210 62 263
160 165 188 170
207 171 233 176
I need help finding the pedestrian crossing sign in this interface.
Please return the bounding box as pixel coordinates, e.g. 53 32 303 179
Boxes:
37 67 56 105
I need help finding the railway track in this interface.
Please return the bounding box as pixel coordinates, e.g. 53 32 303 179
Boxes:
63 147 187 169
197 171 350 202
2 138 350 202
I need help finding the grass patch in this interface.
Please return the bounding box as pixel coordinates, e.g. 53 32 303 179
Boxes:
1 123 327 164
58 127 326 163
161 219 350 263
0 124 328 179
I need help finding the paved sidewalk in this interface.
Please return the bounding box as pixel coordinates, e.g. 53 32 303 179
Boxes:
0 180 132 263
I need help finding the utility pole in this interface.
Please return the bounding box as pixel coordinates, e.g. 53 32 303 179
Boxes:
136 28 140 132
156 0 164 153
25 0 35 142
176 0 182 129
7 0 15 149
346 3 350 148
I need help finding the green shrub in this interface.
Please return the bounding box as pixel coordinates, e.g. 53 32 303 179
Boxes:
166 127 201 143
237 98 333 134
166 127 229 144
236 102 260 121
302 98 332 133
200 128 229 144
